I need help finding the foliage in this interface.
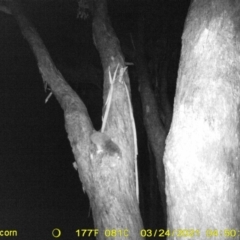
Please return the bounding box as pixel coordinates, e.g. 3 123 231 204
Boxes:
77 0 90 20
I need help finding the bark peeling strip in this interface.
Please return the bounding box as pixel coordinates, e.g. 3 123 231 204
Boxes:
101 64 139 203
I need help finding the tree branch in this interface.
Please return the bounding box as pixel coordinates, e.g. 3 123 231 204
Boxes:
6 0 94 195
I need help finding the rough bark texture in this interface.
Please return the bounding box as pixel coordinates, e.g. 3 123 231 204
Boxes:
7 0 143 239
88 1 144 238
135 4 167 224
164 0 240 238
159 57 173 132
6 0 94 194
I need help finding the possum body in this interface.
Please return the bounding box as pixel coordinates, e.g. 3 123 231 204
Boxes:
90 132 121 158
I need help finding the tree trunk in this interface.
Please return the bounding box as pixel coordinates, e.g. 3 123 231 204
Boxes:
164 0 240 237
135 3 167 224
88 0 144 238
5 0 144 239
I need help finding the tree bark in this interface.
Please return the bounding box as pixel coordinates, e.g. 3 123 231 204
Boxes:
5 0 144 239
164 0 240 237
89 1 143 238
134 3 167 224
5 1 94 192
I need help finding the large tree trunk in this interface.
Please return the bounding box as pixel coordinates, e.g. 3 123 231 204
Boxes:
164 0 240 236
4 0 144 239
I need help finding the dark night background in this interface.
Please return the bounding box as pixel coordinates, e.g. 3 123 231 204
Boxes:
0 0 190 239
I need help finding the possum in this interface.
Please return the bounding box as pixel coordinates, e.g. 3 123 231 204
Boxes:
90 132 121 158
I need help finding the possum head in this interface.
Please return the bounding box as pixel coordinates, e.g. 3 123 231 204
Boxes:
90 132 121 158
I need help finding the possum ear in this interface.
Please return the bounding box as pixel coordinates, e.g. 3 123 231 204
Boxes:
90 132 109 146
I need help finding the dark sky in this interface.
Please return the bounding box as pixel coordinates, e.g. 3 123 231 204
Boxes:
0 0 190 239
